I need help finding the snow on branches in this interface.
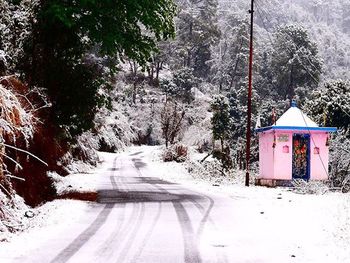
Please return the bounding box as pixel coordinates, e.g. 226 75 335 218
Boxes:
0 79 34 143
0 76 49 185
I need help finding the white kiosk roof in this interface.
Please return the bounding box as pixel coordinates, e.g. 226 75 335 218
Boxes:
256 101 337 133
275 103 318 127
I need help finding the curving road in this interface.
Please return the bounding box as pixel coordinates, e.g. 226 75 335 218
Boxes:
2 148 345 263
9 150 238 263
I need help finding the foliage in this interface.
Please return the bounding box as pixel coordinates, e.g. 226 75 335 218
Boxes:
305 80 350 135
210 95 233 170
270 24 323 100
163 144 188 162
18 0 177 136
174 0 220 78
329 131 350 192
39 0 177 61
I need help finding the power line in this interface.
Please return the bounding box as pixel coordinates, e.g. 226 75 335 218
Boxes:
256 2 348 106
254 1 342 181
299 108 330 179
255 0 321 85
256 1 350 118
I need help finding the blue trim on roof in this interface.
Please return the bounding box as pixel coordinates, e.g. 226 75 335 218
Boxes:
255 126 337 133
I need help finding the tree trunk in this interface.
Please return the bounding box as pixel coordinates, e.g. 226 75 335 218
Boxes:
155 61 162 81
289 65 295 99
132 82 137 104
187 49 191 68
0 128 4 181
150 65 154 80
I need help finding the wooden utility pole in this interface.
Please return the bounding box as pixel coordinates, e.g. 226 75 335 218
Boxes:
245 0 255 187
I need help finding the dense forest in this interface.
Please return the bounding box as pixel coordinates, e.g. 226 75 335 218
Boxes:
0 0 349 210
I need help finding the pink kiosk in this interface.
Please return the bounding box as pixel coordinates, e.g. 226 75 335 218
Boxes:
255 101 336 186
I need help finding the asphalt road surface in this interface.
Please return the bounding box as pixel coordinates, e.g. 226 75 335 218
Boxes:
10 150 239 263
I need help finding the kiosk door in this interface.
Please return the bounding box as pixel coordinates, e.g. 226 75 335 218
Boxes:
292 134 310 180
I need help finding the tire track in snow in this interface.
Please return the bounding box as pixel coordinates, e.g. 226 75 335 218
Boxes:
132 157 203 263
129 202 162 263
95 171 128 260
190 198 228 263
97 157 147 262
50 157 120 263
50 203 115 263
173 201 202 263
121 159 162 263
114 202 146 263
133 155 228 263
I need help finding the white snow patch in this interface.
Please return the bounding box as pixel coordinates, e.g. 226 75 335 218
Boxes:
49 171 99 195
0 146 349 263
131 145 350 263
275 106 318 127
0 200 89 256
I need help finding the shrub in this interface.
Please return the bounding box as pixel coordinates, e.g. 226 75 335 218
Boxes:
162 144 188 163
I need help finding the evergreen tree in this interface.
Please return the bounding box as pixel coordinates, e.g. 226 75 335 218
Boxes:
270 25 322 100
211 95 231 151
210 95 233 170
175 0 220 78
306 80 350 135
210 13 249 92
161 68 198 103
19 0 177 136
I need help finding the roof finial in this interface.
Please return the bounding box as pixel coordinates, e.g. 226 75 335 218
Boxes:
291 99 297 107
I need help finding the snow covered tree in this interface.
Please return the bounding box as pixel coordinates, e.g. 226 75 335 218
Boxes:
20 0 177 136
210 95 233 170
328 130 350 192
0 0 37 75
172 68 198 103
146 40 177 83
211 95 231 152
161 68 197 103
305 80 350 135
175 0 220 78
210 13 249 92
270 25 322 100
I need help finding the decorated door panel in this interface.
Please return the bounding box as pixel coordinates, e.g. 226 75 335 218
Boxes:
292 134 310 180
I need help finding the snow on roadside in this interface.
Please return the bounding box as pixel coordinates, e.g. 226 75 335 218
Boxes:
49 151 118 196
1 145 349 262
0 199 90 258
0 192 29 242
49 171 99 196
128 145 350 263
0 151 114 245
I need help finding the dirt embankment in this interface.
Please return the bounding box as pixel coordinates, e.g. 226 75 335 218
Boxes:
0 77 70 207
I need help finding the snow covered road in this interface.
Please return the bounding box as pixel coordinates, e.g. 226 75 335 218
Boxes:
1 151 234 263
0 147 349 262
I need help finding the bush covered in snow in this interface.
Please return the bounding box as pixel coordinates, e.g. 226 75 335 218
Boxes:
291 179 329 195
0 77 37 199
329 131 350 193
162 144 188 163
186 157 246 185
0 186 31 241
